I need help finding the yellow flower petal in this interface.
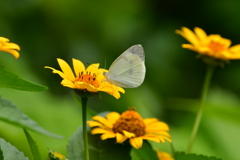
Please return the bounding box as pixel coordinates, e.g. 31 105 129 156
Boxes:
0 37 9 41
176 27 199 46
96 68 107 80
106 112 121 124
75 82 98 92
91 128 111 134
229 44 240 52
2 49 20 59
129 137 143 149
151 131 171 137
61 79 76 88
101 132 116 140
57 58 75 80
116 133 128 143
87 121 105 128
72 58 85 76
122 130 135 138
143 118 158 125
86 63 100 75
194 27 208 43
0 37 20 59
140 135 161 143
145 121 169 132
157 151 174 160
141 133 171 143
44 66 69 80
99 83 125 99
92 115 114 128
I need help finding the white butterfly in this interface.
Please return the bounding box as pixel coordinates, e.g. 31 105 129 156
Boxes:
104 44 146 88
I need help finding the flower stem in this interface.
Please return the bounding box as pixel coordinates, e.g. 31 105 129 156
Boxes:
186 65 215 153
81 97 90 160
170 142 175 158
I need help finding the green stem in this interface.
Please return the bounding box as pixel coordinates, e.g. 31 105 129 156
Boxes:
170 142 175 158
186 65 215 153
81 97 90 160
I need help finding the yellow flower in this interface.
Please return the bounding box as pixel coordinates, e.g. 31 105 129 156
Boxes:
176 27 240 61
157 151 174 160
87 109 171 149
48 150 68 160
0 37 20 59
45 58 125 99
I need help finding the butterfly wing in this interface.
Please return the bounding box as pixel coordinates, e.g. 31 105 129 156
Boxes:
106 44 146 88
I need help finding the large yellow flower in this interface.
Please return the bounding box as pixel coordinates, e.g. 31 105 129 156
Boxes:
45 58 125 99
176 27 240 61
87 109 171 149
0 37 20 59
157 151 174 160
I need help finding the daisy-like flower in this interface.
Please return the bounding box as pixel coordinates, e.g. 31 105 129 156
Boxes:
157 151 174 160
48 150 68 160
45 58 125 99
176 27 240 65
0 37 20 59
87 109 171 149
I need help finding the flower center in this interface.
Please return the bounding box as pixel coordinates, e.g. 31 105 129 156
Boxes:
74 71 100 88
112 110 146 137
208 41 225 52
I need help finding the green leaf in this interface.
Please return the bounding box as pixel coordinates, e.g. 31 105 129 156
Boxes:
0 96 63 138
175 152 222 160
0 66 48 92
0 138 29 160
23 129 41 160
131 141 158 160
67 126 132 160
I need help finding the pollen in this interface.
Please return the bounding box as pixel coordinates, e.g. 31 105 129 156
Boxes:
208 41 226 52
74 72 100 88
112 109 146 137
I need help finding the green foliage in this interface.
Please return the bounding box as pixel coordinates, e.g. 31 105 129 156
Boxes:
0 96 62 138
0 66 47 92
23 129 41 160
0 138 29 160
131 141 158 160
175 152 222 160
67 126 132 160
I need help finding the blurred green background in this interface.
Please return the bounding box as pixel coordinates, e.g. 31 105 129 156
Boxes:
1 0 240 159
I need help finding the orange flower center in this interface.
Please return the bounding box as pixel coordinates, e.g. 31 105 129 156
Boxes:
208 41 225 52
74 71 100 88
112 110 146 137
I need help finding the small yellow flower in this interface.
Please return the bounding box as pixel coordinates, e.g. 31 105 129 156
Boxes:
45 58 125 99
176 27 240 62
0 37 20 59
87 109 171 149
48 150 68 160
157 151 174 160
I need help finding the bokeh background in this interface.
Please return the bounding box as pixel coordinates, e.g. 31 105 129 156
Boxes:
1 0 240 159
